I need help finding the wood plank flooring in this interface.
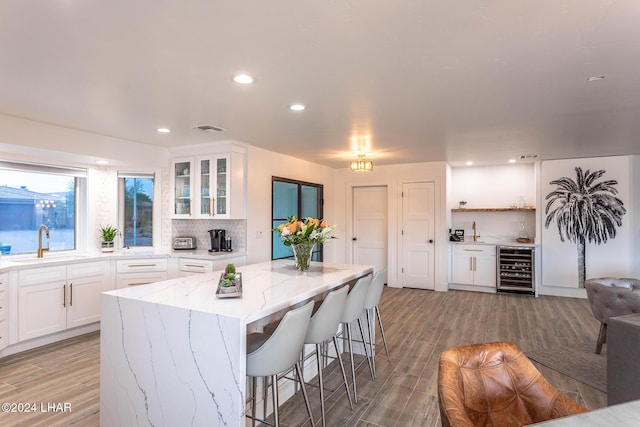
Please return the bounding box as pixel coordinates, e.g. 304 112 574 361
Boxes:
0 288 607 426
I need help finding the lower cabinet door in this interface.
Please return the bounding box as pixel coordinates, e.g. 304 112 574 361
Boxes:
473 254 497 287
19 282 67 341
451 254 474 285
67 276 102 328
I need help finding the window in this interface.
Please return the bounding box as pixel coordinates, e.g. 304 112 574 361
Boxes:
0 161 85 256
272 177 323 261
118 172 154 247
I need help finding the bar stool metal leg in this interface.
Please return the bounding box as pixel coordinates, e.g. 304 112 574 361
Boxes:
333 335 354 410
375 305 391 361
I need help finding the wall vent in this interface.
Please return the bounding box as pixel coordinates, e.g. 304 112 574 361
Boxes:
193 124 224 132
519 154 539 160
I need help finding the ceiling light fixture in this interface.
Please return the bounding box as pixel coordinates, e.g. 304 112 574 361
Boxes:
587 75 607 82
289 104 305 111
233 73 254 84
350 153 373 172
157 128 171 133
96 160 110 166
509 159 516 164
466 161 473 166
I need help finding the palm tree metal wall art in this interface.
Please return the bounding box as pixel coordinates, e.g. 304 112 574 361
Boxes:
544 167 626 288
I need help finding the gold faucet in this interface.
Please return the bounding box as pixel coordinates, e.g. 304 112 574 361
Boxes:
37 224 50 258
472 221 480 242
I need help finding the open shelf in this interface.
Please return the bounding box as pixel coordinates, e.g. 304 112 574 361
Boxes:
451 207 535 212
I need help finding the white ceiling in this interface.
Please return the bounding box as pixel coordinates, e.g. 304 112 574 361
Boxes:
2 1 640 168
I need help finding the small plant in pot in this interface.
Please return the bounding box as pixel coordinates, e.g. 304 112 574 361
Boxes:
99 225 118 252
220 263 239 287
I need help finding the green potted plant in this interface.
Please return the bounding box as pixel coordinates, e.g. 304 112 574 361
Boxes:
99 225 118 252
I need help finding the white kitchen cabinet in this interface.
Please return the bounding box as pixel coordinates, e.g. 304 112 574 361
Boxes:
178 257 214 277
171 157 194 218
450 244 496 288
0 273 9 351
18 261 109 341
116 258 168 288
171 149 245 219
178 254 246 277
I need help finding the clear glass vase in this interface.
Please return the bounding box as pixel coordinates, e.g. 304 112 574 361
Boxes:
292 242 315 271
518 221 530 242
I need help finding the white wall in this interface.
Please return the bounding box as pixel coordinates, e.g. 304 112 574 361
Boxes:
244 146 335 265
332 161 449 291
633 156 640 277
540 156 633 297
0 114 169 168
0 115 168 254
449 163 536 241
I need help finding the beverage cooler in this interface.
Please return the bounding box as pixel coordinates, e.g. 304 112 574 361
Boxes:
497 246 535 295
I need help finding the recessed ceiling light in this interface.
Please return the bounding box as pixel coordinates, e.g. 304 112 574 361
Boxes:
233 73 254 84
509 159 516 164
157 128 171 133
96 160 109 165
465 161 473 166
289 104 305 111
587 75 607 82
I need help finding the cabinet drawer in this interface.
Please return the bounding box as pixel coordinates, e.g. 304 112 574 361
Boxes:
0 290 6 320
116 258 168 273
0 272 7 290
0 319 7 350
453 245 496 256
115 272 168 289
19 265 67 287
67 260 110 279
179 258 214 273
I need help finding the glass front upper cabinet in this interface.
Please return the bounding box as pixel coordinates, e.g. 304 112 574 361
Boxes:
172 159 193 218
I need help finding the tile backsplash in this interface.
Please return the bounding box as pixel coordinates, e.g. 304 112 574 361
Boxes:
171 219 246 252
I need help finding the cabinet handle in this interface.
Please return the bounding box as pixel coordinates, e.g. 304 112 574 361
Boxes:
463 249 483 252
209 196 213 216
63 284 66 308
473 257 477 271
469 257 473 271
70 283 73 306
184 264 205 268
212 197 216 216
128 282 152 286
129 263 157 268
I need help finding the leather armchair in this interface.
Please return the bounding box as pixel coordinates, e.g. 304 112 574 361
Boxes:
438 342 588 427
585 277 640 354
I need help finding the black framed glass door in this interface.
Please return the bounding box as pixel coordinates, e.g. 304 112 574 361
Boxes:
272 177 323 261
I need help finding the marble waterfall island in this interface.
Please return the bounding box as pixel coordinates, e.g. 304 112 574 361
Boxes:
100 260 373 427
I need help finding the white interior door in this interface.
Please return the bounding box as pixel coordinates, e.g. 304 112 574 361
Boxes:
401 182 435 289
352 186 387 272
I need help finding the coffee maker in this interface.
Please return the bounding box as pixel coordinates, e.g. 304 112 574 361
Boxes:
208 229 226 252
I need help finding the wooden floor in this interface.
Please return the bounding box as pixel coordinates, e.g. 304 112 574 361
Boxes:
0 288 606 426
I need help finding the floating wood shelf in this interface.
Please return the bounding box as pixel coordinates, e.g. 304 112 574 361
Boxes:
451 207 536 212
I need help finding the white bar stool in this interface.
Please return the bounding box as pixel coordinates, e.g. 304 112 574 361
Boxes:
363 269 390 380
303 285 353 427
340 274 374 403
246 300 315 427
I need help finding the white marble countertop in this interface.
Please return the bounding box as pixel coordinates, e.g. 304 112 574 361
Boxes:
0 249 246 271
103 259 374 324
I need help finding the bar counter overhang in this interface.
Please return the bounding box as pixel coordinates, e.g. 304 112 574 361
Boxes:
99 260 374 427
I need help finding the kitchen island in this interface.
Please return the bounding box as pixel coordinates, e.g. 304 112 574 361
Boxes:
100 260 373 427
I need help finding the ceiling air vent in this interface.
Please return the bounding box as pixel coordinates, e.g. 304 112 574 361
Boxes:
193 124 224 132
519 154 539 160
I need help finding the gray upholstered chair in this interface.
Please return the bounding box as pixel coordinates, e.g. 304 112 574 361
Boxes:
585 277 640 354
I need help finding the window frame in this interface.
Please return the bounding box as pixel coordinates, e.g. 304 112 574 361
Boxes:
271 176 324 261
0 160 86 256
117 171 156 249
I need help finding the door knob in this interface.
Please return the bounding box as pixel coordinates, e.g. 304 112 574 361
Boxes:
428 239 434 243
352 237 357 241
